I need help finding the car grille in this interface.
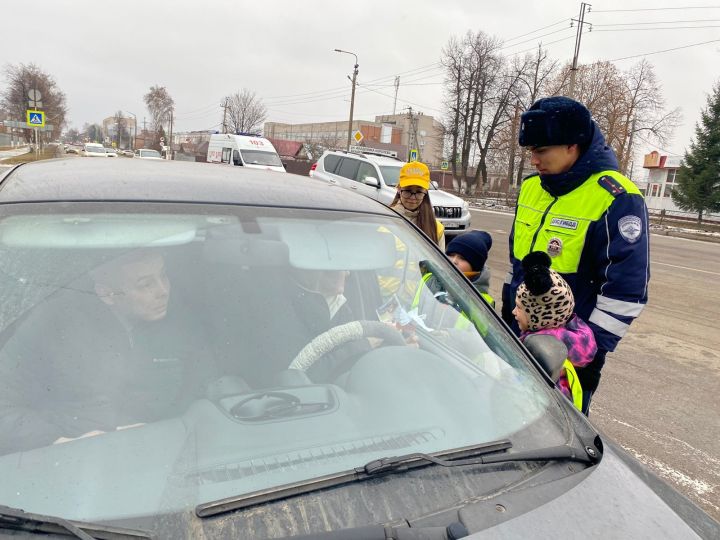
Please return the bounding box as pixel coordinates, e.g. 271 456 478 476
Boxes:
181 428 443 486
434 206 462 219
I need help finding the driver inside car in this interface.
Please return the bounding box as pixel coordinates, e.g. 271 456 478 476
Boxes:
0 248 218 454
289 269 375 382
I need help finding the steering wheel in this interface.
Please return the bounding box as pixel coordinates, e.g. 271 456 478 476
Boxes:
288 320 406 372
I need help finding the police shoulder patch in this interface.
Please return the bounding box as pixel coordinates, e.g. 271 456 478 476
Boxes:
597 175 626 197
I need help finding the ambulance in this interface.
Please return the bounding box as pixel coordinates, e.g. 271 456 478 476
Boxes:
206 133 285 172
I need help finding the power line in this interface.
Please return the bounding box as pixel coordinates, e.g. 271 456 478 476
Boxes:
505 35 577 58
594 18 720 25
500 27 574 51
593 5 720 13
609 37 720 61
594 25 720 31
502 17 571 43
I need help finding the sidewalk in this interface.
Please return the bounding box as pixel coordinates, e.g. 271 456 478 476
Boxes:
0 146 30 161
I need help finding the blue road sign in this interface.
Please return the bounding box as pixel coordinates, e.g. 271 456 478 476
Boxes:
409 149 418 161
26 110 45 127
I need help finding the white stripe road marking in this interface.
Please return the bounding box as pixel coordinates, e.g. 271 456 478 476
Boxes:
653 261 720 276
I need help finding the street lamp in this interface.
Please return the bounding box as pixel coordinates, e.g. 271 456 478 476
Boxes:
334 49 359 152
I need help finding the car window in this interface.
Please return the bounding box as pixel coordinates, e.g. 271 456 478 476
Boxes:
336 157 361 180
322 154 341 173
356 162 377 183
239 150 283 167
0 202 566 524
379 165 402 187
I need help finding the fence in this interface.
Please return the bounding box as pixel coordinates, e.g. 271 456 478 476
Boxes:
648 208 720 226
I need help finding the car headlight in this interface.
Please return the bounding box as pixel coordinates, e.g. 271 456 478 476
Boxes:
463 200 469 212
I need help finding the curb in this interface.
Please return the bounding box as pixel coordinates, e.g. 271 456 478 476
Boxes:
651 229 720 244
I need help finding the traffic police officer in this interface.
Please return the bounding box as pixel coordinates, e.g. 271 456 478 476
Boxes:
501 96 650 414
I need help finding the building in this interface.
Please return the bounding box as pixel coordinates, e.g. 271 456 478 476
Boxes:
264 111 445 166
642 151 682 211
102 115 136 148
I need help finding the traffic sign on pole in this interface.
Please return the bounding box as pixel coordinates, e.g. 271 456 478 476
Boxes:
26 110 45 128
441 160 449 170
352 130 363 144
409 149 418 161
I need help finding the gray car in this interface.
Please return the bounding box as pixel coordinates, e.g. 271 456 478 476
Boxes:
310 149 472 237
0 159 715 539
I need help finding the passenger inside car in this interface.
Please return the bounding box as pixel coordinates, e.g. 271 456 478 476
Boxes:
0 248 217 454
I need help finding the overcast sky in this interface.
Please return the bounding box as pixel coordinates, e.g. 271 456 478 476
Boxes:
3 0 719 166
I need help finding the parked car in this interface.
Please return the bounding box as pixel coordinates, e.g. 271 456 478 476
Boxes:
310 148 471 236
134 148 163 160
0 159 715 539
80 143 107 157
104 147 118 157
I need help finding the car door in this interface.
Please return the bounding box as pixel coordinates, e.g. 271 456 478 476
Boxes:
316 154 343 185
353 161 382 201
334 157 362 191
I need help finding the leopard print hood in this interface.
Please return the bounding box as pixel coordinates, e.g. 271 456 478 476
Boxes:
516 251 575 331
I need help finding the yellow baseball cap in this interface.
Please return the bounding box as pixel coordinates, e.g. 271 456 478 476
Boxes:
399 161 430 190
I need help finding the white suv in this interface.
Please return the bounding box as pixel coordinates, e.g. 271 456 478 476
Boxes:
310 149 471 236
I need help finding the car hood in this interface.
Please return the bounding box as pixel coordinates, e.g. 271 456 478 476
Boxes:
428 189 464 207
462 445 708 539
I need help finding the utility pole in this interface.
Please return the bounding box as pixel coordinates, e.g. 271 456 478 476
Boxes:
168 109 174 160
405 106 420 161
334 49 359 151
507 102 521 189
222 98 229 134
569 2 592 99
392 76 400 115
625 116 637 176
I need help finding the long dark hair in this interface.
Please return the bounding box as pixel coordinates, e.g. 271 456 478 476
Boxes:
391 189 439 244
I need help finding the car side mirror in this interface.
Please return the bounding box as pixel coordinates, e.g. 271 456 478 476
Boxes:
430 180 439 189
522 334 568 382
362 176 380 188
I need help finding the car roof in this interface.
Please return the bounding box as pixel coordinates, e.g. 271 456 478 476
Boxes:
325 150 404 166
0 158 397 215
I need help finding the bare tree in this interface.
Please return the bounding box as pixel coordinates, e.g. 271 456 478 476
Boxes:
143 85 174 146
442 31 507 193
548 60 679 175
510 46 558 186
223 89 267 134
0 63 68 142
442 31 533 193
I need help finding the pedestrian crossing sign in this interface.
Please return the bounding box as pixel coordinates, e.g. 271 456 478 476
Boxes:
26 110 45 128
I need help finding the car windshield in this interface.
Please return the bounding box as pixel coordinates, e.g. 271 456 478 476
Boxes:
379 165 402 186
240 149 283 167
86 145 103 151
140 149 161 158
0 202 567 525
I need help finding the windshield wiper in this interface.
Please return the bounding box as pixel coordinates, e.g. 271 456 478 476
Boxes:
0 504 152 539
196 439 512 518
197 438 601 518
364 442 599 475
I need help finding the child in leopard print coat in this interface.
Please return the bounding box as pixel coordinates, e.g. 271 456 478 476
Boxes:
512 251 597 408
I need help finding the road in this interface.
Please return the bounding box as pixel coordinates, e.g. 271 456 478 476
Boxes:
470 207 720 521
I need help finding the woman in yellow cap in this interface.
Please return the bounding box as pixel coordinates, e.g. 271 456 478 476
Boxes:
390 161 445 249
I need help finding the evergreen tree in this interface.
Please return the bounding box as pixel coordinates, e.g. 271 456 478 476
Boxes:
673 82 720 223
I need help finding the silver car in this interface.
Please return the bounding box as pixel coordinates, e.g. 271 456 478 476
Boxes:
311 149 471 236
